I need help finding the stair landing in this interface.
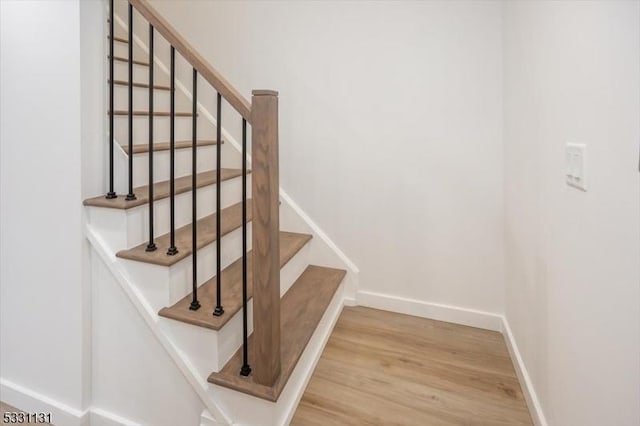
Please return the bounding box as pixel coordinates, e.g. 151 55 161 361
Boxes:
208 265 346 402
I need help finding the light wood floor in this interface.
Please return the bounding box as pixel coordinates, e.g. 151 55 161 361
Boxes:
292 306 532 426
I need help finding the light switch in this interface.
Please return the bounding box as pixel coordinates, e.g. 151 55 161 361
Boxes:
566 143 587 191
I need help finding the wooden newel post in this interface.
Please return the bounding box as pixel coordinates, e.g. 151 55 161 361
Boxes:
250 90 281 386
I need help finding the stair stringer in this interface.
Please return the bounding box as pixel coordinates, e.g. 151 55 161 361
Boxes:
86 221 346 425
85 224 232 425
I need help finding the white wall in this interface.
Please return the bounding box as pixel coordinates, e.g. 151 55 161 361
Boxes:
503 1 640 425
151 0 506 316
0 0 88 417
3 1 638 425
90 255 204 426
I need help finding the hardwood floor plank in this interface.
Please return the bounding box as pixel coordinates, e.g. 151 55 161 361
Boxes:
291 306 533 426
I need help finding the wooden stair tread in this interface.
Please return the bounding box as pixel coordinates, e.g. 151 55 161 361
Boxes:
111 80 171 91
207 265 346 401
83 169 243 210
111 110 194 117
158 231 312 330
117 199 253 267
108 35 128 44
110 55 149 66
122 140 220 154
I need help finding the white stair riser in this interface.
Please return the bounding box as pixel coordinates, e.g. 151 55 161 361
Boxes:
126 179 251 247
111 83 195 113
111 61 189 108
158 238 311 377
113 59 152 83
86 208 128 254
110 69 183 110
168 225 254 302
169 226 309 304
85 177 251 249
120 224 251 311
112 40 131 58
159 300 253 378
112 141 243 195
112 115 202 147
111 41 167 79
130 145 217 186
280 242 311 297
123 260 171 312
113 84 171 111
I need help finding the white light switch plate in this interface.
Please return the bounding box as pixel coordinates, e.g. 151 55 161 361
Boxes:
566 143 587 191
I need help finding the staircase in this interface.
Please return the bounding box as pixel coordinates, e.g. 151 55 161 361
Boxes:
82 0 354 424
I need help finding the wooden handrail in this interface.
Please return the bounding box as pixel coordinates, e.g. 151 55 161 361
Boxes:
129 0 252 122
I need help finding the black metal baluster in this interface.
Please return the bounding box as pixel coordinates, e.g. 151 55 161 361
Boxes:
125 3 136 201
167 46 178 256
213 93 224 316
146 24 156 252
190 68 200 311
106 0 116 199
240 118 251 376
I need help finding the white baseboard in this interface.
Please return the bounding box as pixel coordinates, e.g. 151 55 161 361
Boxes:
500 317 548 426
0 378 141 426
90 408 140 426
0 378 88 426
356 290 503 331
200 409 224 426
280 290 345 426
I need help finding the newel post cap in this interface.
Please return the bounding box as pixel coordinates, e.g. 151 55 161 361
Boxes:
252 89 279 97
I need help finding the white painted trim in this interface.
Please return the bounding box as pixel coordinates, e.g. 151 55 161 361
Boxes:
0 378 89 426
356 290 503 331
89 408 140 426
500 317 548 426
343 296 358 307
0 378 144 426
200 409 224 426
84 225 232 425
278 191 360 276
280 295 345 426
